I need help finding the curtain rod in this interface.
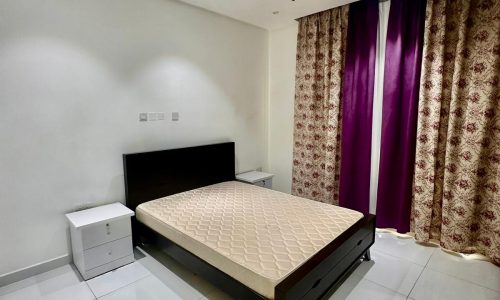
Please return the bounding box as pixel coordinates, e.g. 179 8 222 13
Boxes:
295 0 389 21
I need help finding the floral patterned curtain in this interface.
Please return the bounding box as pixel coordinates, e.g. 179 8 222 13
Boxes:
412 0 499 265
291 7 349 204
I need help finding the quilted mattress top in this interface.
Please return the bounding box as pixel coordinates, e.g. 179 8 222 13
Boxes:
136 181 363 298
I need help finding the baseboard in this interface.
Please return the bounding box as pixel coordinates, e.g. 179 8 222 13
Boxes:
0 254 71 287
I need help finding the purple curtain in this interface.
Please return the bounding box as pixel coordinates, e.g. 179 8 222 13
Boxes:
376 0 426 232
339 0 378 214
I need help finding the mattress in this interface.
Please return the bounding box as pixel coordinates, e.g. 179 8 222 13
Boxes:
136 181 363 299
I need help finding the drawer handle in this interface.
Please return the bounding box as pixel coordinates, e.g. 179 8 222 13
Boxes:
106 223 111 235
357 239 363 246
312 278 321 289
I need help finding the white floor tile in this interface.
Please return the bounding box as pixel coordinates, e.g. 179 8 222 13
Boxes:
86 262 150 297
35 265 81 293
2 242 498 300
330 274 407 300
0 281 94 300
354 250 423 296
373 233 436 266
42 282 95 300
98 276 181 300
0 277 38 297
137 250 208 299
0 284 41 300
0 265 95 300
427 250 500 292
329 274 364 300
409 268 500 300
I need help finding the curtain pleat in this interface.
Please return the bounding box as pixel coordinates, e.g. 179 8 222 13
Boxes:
375 0 426 232
412 0 500 265
338 0 379 214
291 7 349 204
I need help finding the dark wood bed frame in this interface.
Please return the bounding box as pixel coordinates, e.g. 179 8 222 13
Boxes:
123 142 375 300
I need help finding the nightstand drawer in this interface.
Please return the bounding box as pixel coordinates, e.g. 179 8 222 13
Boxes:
236 171 274 189
81 218 131 250
262 178 272 189
83 236 133 270
253 180 265 187
84 254 134 280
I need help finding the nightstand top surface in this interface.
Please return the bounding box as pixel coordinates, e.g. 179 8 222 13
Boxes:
66 202 134 229
236 171 274 183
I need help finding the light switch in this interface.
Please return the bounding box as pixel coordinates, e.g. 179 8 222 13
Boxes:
157 112 165 120
148 112 157 121
172 112 179 121
139 113 147 122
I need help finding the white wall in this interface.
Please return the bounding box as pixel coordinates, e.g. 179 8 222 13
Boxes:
0 0 268 276
267 25 298 193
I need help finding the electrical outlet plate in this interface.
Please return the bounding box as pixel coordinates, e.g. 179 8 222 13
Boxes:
139 113 147 122
148 112 157 121
157 112 165 120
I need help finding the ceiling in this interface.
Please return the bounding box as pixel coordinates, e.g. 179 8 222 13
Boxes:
176 0 359 30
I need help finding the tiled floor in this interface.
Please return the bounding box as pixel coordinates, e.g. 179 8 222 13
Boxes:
1 232 499 300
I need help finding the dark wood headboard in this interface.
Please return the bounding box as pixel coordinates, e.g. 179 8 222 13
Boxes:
123 142 235 212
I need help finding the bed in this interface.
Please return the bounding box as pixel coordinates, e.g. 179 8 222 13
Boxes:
124 142 375 299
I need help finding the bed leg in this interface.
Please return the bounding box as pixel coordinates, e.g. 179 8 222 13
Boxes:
363 249 371 261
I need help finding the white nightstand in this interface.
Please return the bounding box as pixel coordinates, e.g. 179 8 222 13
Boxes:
236 171 274 189
66 202 135 280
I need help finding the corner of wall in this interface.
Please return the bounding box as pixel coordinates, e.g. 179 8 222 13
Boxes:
266 25 298 193
265 29 272 173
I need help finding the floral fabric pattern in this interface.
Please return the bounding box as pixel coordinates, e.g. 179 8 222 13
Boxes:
412 0 500 265
291 7 349 205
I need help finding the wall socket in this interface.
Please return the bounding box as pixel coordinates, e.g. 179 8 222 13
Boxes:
172 112 179 121
139 112 170 122
148 112 157 121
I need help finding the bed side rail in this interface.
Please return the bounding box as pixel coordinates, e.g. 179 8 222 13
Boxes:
275 214 376 300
